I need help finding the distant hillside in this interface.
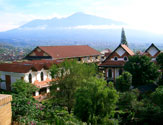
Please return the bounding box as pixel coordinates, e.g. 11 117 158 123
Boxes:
0 12 162 50
0 43 31 61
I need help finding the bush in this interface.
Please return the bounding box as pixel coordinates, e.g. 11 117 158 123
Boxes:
151 86 163 107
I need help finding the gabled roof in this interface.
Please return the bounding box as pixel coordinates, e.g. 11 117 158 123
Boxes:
100 44 134 67
145 43 160 53
28 45 101 59
104 44 134 61
120 44 134 56
0 60 62 73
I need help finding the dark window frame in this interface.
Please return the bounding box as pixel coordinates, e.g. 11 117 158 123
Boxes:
114 56 118 61
119 69 123 75
124 56 128 61
41 72 44 81
29 73 32 83
108 69 112 78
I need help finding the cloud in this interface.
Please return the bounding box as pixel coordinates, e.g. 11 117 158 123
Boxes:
1 0 163 34
83 0 163 34
65 25 123 30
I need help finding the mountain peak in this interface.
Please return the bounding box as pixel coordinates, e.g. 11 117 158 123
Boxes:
68 12 91 19
8 12 125 31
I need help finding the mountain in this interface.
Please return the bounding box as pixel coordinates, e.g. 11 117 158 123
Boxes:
0 12 162 50
19 12 124 30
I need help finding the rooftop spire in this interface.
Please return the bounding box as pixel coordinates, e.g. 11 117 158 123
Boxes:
120 28 128 46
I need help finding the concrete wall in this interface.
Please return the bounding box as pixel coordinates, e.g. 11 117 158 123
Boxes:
0 94 12 125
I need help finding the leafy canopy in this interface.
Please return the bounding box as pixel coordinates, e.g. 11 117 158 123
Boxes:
156 53 163 69
74 78 119 124
124 55 160 86
11 80 41 122
116 71 132 92
12 79 38 97
50 59 97 114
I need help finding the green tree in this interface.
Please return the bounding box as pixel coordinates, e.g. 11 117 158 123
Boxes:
156 53 163 85
116 71 132 92
117 89 140 124
151 86 163 108
156 53 163 69
74 78 119 124
121 28 128 46
50 59 97 114
124 55 160 86
11 80 42 123
12 79 38 97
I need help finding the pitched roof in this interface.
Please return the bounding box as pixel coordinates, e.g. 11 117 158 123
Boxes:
100 44 134 67
36 45 101 59
106 44 134 59
145 43 160 53
0 60 62 73
121 44 134 56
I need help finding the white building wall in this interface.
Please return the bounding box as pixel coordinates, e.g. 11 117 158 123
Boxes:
0 69 52 92
37 71 41 82
24 70 37 84
36 69 49 82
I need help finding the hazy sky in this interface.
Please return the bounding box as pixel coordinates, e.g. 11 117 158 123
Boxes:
0 0 163 34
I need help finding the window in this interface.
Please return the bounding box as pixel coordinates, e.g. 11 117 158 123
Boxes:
21 77 24 80
29 74 32 83
39 88 47 95
124 56 128 61
41 72 44 81
119 69 123 75
78 58 81 61
114 57 118 61
108 69 112 78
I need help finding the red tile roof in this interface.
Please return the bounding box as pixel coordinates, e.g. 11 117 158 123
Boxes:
34 78 58 88
34 78 51 88
0 63 33 73
121 44 134 56
0 60 62 73
100 61 125 67
37 45 101 59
